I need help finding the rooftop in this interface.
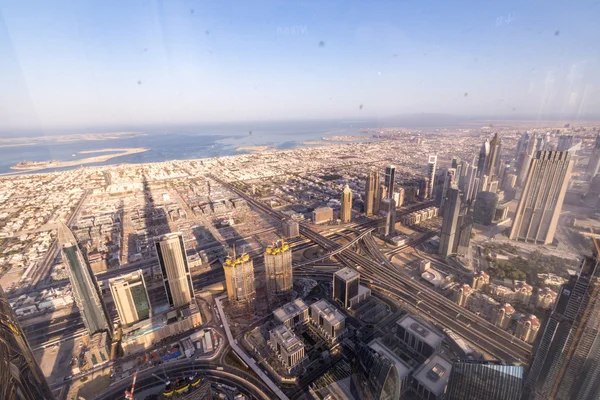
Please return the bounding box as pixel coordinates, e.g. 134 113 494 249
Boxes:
270 325 304 352
369 338 412 379
273 299 308 323
334 267 360 282
397 314 444 348
413 353 452 396
311 299 345 326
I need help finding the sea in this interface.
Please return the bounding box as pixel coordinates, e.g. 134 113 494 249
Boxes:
0 116 472 175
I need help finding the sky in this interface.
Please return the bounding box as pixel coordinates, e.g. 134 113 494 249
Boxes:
0 0 599 133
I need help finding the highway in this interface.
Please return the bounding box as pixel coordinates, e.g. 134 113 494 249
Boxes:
211 175 532 363
95 361 273 400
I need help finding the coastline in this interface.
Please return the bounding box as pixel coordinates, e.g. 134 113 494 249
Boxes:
11 148 149 172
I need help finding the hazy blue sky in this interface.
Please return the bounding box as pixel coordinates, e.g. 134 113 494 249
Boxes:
1 0 598 132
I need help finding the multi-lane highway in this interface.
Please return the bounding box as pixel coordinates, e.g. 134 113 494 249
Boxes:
95 361 272 400
211 175 532 363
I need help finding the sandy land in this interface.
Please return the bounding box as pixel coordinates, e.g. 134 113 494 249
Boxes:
301 141 335 146
235 145 274 153
11 148 149 171
0 131 145 148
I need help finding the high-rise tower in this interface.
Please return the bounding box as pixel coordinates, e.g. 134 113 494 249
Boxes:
0 286 56 400
427 155 437 200
440 168 457 211
372 172 382 214
155 232 195 309
264 240 293 297
587 134 600 178
439 187 461 257
446 360 523 400
58 222 112 336
384 165 396 198
223 250 256 303
477 139 490 177
509 151 573 244
522 252 600 400
109 270 151 326
340 184 352 223
486 132 502 178
365 171 376 216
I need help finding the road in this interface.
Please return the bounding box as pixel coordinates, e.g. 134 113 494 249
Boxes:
211 175 532 363
95 361 272 400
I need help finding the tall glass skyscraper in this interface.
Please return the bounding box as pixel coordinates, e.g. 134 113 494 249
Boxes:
58 222 112 336
446 360 523 400
522 252 600 399
155 232 195 309
0 286 55 400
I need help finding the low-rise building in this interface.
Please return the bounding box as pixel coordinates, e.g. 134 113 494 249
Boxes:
410 353 452 400
535 287 558 309
269 324 307 372
309 299 346 343
273 299 309 328
312 207 334 224
471 271 489 290
395 315 444 361
455 284 472 307
515 315 540 344
494 303 515 330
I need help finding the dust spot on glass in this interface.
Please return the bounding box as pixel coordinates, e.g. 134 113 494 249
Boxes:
143 48 148 52
464 92 468 97
359 104 363 110
555 30 560 36
319 41 325 47
190 9 194 14
137 81 142 85
205 30 210 35
393 54 398 57
512 108 516 111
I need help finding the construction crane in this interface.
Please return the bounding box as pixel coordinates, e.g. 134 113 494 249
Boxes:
124 371 138 399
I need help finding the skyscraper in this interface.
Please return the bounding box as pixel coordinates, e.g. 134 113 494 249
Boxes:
464 160 478 203
587 134 600 178
509 151 573 244
439 168 457 211
515 132 531 158
333 267 360 309
372 172 382 214
384 165 396 198
264 240 293 297
340 184 352 223
223 250 256 303
491 133 502 176
0 286 56 400
58 222 112 336
109 270 151 326
365 171 377 216
477 139 490 177
155 232 195 309
427 155 437 199
522 253 600 400
439 187 461 257
557 135 575 151
446 360 523 400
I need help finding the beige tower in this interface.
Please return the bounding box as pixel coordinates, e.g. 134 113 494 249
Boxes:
516 314 540 344
155 233 195 309
223 251 256 303
264 240 293 297
364 172 376 216
509 151 573 244
109 270 151 326
455 284 472 307
372 173 382 214
471 271 489 290
340 184 352 223
494 303 515 330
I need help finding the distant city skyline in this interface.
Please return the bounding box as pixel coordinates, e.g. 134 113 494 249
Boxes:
1 0 599 132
